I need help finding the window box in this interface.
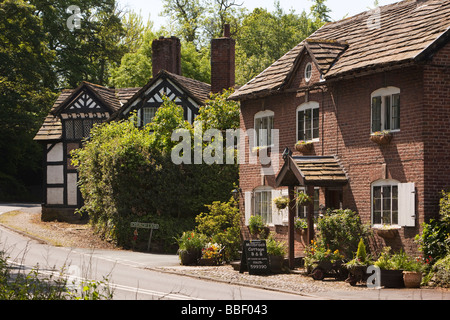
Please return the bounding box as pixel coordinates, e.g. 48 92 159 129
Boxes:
295 140 314 153
370 131 392 145
374 226 400 239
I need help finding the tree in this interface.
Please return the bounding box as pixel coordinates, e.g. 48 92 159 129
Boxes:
0 0 57 200
235 2 322 85
30 0 127 87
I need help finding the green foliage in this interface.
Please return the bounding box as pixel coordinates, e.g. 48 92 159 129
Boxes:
415 191 450 262
73 93 239 250
439 190 450 224
195 197 241 261
0 0 57 201
356 238 367 262
428 254 450 288
177 230 208 252
316 209 371 259
266 233 287 257
0 250 113 300
294 191 312 206
373 247 422 271
248 215 267 237
305 239 345 270
294 217 308 230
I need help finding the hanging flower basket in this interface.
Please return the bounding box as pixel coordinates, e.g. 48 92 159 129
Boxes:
273 196 289 210
295 140 314 153
370 131 392 145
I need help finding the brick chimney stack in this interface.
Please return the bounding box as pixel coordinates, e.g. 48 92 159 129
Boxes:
211 24 235 93
152 36 182 77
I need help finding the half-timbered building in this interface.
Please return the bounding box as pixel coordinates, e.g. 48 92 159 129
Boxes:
34 29 235 222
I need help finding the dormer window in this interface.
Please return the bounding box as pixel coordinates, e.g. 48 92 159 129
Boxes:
304 62 312 82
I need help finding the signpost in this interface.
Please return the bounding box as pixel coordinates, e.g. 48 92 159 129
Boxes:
130 222 159 252
239 240 269 275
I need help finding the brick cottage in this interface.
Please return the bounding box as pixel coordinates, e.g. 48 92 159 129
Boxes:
229 0 450 267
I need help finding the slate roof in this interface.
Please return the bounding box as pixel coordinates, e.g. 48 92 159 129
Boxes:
230 0 450 101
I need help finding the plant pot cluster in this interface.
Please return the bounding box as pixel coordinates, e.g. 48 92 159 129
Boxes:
345 244 425 288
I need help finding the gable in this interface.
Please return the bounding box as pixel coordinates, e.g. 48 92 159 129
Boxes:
65 89 108 114
121 75 204 124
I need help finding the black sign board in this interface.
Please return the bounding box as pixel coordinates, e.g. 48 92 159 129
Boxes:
239 240 269 275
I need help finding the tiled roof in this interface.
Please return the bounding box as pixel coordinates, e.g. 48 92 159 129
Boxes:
35 71 212 141
276 156 348 187
230 0 450 100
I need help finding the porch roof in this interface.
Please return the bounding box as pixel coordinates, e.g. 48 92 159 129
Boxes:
276 155 348 187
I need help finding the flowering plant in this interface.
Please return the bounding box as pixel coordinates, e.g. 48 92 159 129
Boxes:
201 243 223 260
294 217 308 230
305 240 345 267
177 231 207 252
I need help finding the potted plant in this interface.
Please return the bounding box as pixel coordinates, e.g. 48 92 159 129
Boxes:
198 242 224 266
294 217 308 232
273 196 289 210
248 215 269 239
374 247 407 288
176 231 207 265
295 140 314 153
266 233 287 273
345 238 373 285
295 191 312 207
370 130 392 145
305 240 346 280
402 256 427 288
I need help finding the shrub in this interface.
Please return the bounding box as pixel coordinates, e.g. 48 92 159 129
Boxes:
248 215 268 238
72 94 239 250
415 191 450 261
195 197 241 261
266 233 287 257
316 209 371 259
428 254 450 288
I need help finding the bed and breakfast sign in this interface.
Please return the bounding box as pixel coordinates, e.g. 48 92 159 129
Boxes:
239 240 269 275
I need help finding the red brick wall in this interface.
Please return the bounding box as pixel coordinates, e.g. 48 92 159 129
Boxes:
423 40 450 221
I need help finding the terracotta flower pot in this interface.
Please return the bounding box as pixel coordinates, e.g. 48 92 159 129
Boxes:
403 271 422 288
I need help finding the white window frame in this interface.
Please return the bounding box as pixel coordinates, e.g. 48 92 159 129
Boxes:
371 179 415 228
254 110 274 148
142 106 158 127
296 186 319 219
304 62 312 82
296 101 319 142
371 179 399 227
253 186 273 225
371 87 400 133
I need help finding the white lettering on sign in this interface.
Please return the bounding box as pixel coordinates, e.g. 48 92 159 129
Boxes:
130 222 159 229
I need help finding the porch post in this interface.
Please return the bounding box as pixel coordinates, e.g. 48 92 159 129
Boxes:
306 185 315 244
288 185 295 269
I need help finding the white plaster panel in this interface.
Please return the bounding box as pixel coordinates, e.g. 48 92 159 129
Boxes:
47 188 64 205
67 173 78 205
47 165 64 184
47 143 63 162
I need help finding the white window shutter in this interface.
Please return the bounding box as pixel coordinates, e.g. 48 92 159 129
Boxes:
271 189 283 225
398 182 415 227
244 191 252 226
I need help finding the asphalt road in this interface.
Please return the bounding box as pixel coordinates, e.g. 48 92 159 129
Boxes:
0 204 310 302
